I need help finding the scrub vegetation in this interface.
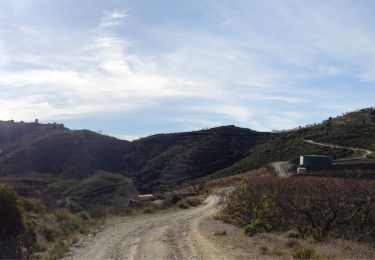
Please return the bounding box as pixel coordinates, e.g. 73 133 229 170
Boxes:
219 175 374 241
211 108 375 178
1 108 375 258
217 174 375 259
0 184 100 259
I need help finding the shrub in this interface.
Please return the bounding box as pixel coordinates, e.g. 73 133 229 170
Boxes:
40 224 58 242
21 198 46 214
292 245 316 259
259 245 269 255
46 240 69 260
219 176 375 241
162 194 182 207
0 184 28 258
244 219 263 236
285 239 300 248
287 231 300 239
171 194 182 205
185 197 201 207
54 208 73 222
71 233 81 244
176 200 189 209
142 205 156 214
77 211 91 221
59 217 80 237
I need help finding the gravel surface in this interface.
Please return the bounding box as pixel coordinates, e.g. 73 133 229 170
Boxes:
63 196 249 260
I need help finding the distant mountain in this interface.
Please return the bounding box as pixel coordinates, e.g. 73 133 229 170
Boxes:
1 107 374 209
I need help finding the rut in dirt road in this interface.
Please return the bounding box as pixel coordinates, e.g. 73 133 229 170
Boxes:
63 196 236 260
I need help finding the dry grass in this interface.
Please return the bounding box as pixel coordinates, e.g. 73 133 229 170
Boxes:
202 208 375 260
22 202 100 259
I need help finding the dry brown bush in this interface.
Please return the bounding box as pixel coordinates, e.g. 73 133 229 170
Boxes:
219 175 375 241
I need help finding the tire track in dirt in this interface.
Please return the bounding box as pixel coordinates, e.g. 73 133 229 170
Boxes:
63 196 237 260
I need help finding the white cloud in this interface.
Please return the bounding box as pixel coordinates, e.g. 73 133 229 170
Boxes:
318 65 342 76
0 41 8 66
190 104 253 123
1 2 374 131
112 134 142 141
357 68 375 82
99 10 128 29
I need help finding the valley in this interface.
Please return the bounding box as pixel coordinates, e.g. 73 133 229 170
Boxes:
1 108 375 259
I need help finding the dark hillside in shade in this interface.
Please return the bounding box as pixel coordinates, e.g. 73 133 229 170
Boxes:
124 126 271 192
0 122 271 197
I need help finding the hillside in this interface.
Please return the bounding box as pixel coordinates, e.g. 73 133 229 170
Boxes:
0 121 135 211
208 108 375 179
0 126 130 178
0 108 374 208
124 126 271 192
308 107 375 150
0 122 271 209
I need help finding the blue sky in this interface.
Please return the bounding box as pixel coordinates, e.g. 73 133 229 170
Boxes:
1 0 375 140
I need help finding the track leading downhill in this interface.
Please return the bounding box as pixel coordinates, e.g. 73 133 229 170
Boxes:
63 196 238 260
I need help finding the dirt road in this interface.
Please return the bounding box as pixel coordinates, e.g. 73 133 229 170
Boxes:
63 196 248 260
304 139 373 159
271 161 293 177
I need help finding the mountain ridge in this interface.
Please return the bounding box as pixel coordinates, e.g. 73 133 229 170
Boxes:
0 107 374 210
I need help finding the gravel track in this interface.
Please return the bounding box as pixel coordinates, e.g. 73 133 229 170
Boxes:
63 196 236 260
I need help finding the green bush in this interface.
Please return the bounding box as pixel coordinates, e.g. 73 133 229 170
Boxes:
59 217 80 237
77 211 91 221
287 230 300 239
142 204 156 214
292 246 316 259
0 184 28 258
244 219 263 236
162 194 183 208
46 240 69 260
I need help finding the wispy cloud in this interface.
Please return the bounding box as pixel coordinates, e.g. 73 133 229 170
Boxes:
190 104 254 123
99 10 128 29
0 1 374 135
0 8 286 123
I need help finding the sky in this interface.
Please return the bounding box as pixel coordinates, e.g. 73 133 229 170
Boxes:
1 0 375 140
